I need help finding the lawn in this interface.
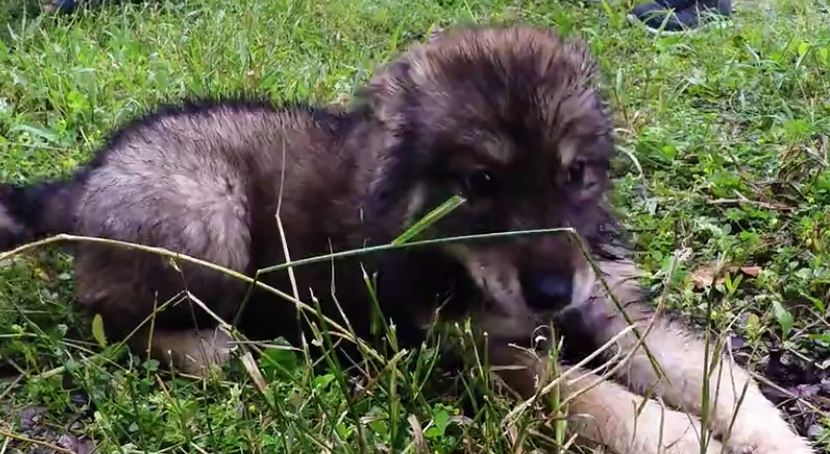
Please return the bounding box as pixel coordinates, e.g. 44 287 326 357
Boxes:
1 0 829 452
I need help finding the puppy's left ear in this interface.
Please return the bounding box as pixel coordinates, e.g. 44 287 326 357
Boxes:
565 38 600 82
362 55 417 129
427 25 445 43
361 24 455 125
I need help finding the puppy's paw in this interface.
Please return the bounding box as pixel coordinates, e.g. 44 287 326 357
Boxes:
652 410 724 454
154 328 235 377
719 402 814 454
589 399 724 454
725 431 814 454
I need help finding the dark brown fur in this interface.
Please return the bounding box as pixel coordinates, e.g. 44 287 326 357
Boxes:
0 25 616 360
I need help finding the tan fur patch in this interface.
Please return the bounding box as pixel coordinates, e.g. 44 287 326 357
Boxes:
402 182 428 226
150 328 234 376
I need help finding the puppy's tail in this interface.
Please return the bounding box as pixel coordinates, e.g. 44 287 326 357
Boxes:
0 179 81 252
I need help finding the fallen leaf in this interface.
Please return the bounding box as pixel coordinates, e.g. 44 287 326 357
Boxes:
408 414 428 454
691 266 716 289
692 263 763 289
740 265 762 277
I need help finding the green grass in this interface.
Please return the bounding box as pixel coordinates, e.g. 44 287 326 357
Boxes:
1 0 830 452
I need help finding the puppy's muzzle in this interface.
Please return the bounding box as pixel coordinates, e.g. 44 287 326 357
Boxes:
519 269 574 311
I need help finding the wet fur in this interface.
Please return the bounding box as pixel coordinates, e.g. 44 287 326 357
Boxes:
0 25 813 453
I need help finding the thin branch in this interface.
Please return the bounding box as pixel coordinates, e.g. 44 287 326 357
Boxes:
0 429 75 454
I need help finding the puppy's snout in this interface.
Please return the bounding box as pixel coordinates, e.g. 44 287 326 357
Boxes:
520 270 573 311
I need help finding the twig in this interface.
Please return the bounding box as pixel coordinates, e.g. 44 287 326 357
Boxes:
0 429 74 454
0 375 22 402
749 371 823 415
709 198 793 211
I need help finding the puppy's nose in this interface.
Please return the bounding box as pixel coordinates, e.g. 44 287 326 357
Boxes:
520 272 573 311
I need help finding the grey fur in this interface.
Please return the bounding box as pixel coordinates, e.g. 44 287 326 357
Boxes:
0 25 812 452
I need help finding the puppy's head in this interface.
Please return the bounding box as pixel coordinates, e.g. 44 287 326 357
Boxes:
361 25 614 339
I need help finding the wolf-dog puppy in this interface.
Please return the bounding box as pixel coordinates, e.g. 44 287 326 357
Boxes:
0 25 812 454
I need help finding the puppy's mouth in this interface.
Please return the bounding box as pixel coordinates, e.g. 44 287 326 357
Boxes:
442 243 597 339
471 264 596 341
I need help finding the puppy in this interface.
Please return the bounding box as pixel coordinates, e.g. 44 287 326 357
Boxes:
0 25 812 454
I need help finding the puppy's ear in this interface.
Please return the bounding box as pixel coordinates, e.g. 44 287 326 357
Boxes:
361 24 455 125
533 27 599 83
427 25 445 43
363 56 415 128
565 39 600 82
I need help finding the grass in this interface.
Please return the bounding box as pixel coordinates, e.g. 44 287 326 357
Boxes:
1 0 829 452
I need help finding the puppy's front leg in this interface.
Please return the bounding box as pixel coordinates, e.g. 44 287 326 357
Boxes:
488 342 723 454
568 259 813 454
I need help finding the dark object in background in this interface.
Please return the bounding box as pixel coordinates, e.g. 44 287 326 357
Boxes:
762 350 829 442
45 0 124 13
46 0 83 13
627 0 733 34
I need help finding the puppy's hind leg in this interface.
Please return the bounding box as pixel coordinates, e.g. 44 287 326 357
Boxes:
567 259 813 454
72 209 252 377
146 327 235 377
75 261 241 377
72 158 256 376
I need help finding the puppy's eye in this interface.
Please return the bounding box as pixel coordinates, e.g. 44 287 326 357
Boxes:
564 161 604 202
567 162 585 185
464 170 499 199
